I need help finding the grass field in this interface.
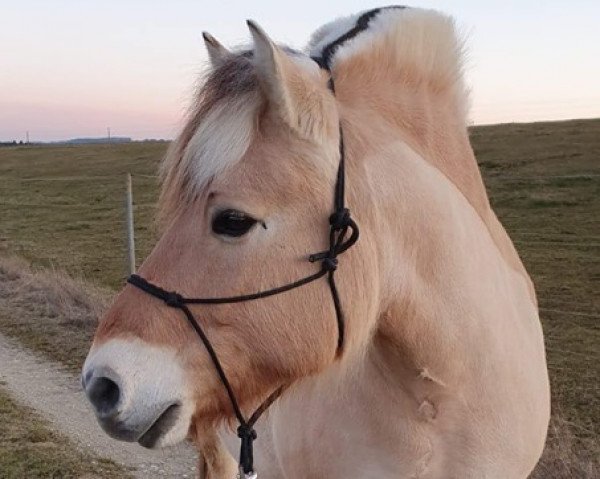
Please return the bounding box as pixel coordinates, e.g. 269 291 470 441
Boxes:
0 141 163 290
0 384 128 478
0 118 599 474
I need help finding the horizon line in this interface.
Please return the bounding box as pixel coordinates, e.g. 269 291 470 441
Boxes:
2 115 599 145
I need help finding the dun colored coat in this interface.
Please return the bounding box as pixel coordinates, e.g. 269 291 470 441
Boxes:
82 7 550 478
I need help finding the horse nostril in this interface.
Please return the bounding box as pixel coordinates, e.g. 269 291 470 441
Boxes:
81 369 93 389
86 376 121 417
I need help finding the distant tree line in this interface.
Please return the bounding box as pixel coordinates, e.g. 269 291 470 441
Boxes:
0 140 26 147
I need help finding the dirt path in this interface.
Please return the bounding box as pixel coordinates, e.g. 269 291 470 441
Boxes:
0 332 198 478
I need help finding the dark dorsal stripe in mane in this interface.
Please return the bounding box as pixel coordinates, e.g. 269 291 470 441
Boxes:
311 5 407 71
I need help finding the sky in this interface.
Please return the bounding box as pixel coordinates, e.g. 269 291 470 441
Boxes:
1 0 599 142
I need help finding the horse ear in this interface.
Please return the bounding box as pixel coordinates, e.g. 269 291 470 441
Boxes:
202 32 230 67
247 20 330 141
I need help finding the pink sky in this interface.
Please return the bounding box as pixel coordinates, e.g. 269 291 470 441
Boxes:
2 0 599 142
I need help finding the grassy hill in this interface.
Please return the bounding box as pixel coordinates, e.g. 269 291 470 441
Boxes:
0 118 599 465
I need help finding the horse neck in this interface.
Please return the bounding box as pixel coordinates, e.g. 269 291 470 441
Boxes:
341 100 518 377
340 78 533 301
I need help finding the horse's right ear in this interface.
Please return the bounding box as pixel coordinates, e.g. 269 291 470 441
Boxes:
202 32 230 67
247 20 333 142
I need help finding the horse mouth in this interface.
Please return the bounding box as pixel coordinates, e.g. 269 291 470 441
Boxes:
137 403 181 449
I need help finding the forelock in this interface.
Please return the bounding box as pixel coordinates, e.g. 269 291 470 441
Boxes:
158 53 261 225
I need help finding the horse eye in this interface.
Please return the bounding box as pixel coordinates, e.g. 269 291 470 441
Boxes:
212 209 258 237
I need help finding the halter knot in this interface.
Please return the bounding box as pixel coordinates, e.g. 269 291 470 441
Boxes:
237 424 258 475
237 423 257 440
322 257 338 272
329 208 351 230
165 292 184 307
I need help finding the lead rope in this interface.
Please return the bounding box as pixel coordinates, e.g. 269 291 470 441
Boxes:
124 7 415 476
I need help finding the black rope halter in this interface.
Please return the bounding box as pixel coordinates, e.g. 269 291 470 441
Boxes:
126 7 401 476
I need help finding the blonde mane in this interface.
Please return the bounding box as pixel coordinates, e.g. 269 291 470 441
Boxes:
311 8 476 206
312 7 531 289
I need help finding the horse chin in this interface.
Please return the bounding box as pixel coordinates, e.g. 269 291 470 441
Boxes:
137 400 195 449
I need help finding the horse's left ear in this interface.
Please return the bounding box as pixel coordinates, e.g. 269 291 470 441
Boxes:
202 32 230 67
247 20 332 142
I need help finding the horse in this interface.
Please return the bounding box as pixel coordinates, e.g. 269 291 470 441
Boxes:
82 7 550 478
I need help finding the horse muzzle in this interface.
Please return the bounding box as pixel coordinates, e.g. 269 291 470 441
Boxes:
82 338 194 448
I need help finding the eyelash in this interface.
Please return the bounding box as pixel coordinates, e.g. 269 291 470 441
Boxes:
212 209 258 237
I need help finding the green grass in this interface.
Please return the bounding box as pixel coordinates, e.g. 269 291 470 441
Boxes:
0 118 599 465
0 384 129 478
0 142 164 290
471 119 600 442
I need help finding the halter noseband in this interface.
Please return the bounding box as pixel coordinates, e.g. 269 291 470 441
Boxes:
126 7 398 476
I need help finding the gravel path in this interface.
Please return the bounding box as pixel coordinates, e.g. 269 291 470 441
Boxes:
0 332 198 478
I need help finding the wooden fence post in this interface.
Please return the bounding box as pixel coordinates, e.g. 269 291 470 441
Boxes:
125 173 136 275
